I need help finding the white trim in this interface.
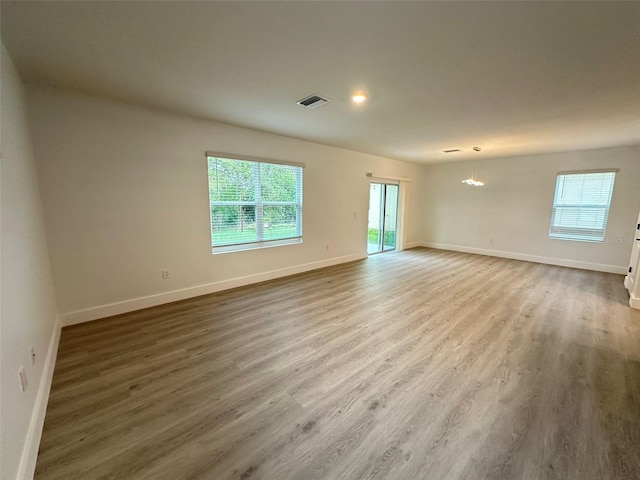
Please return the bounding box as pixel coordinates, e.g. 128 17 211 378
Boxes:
206 151 305 168
366 172 412 182
557 168 619 175
17 318 61 480
627 276 640 309
412 241 627 275
61 253 367 326
213 237 302 254
404 241 424 250
368 177 399 185
630 293 640 309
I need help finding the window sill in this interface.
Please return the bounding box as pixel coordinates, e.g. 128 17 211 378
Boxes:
549 235 604 243
212 237 302 255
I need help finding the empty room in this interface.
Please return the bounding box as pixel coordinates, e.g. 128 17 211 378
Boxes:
2 1 640 479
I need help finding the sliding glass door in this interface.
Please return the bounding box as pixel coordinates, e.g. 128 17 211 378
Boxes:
368 183 399 254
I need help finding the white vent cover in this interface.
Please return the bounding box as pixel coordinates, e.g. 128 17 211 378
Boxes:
297 94 331 109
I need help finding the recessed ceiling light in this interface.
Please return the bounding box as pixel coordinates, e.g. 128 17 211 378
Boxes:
351 93 367 103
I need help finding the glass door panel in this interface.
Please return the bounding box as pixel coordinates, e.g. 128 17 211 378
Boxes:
368 183 383 254
368 182 399 255
383 184 398 251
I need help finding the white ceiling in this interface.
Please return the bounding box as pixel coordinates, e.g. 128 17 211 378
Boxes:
2 1 639 164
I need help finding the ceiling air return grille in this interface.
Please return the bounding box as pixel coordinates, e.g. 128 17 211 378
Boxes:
297 94 331 109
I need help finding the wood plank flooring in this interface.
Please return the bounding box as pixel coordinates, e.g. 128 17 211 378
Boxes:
35 248 640 480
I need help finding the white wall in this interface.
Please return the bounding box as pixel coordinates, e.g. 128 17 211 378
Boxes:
420 146 640 273
5 65 640 477
1 47 60 480
26 86 423 324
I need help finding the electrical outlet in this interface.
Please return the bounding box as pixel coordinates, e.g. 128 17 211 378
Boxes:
162 269 170 280
18 367 28 392
30 346 36 365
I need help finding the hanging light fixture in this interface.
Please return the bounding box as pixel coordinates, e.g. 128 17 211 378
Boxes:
462 147 485 186
461 178 485 186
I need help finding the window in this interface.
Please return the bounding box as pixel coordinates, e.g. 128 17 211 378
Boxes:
207 153 303 253
549 170 616 242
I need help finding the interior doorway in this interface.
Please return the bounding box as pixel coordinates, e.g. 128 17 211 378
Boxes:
368 183 399 254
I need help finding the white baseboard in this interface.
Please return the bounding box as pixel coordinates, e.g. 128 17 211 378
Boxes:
61 253 367 326
404 241 424 250
624 275 632 290
415 241 627 275
17 318 61 480
623 276 640 309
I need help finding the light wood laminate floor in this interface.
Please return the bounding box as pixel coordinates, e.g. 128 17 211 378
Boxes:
36 248 640 480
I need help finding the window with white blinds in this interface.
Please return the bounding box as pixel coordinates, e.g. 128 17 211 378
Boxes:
207 154 303 253
549 171 616 242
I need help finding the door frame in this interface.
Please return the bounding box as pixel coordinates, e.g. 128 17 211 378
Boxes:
367 177 407 254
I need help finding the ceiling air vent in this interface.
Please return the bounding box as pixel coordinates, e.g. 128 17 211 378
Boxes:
297 94 331 109
443 149 461 153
